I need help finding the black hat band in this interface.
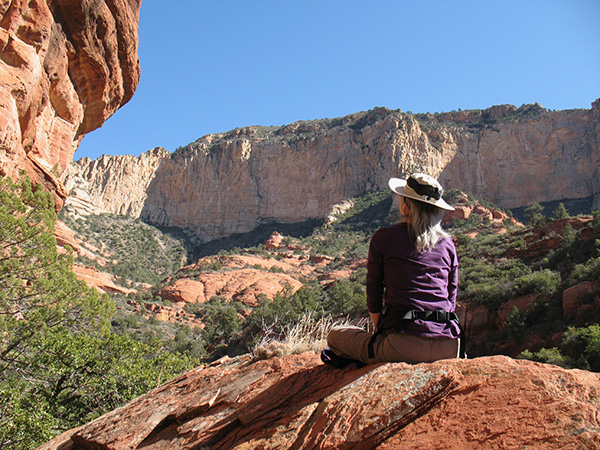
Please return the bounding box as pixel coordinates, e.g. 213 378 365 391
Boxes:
407 176 441 200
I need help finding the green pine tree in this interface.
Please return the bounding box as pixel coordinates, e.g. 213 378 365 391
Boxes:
0 175 197 449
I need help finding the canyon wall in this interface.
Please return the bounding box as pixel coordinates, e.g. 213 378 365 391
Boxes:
67 101 600 244
65 146 169 216
0 0 142 208
440 101 600 209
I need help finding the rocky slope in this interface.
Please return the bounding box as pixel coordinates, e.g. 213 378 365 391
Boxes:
39 353 600 450
0 0 142 208
157 219 600 357
57 192 600 360
66 101 600 244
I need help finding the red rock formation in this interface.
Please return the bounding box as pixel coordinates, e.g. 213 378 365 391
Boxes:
563 281 600 319
264 231 283 250
497 294 537 328
508 215 597 261
0 0 142 208
54 219 80 253
39 353 600 450
72 263 135 295
148 252 319 328
443 201 520 227
159 270 303 307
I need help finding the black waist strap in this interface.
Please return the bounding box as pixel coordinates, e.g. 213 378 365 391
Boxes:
402 310 460 323
367 307 466 359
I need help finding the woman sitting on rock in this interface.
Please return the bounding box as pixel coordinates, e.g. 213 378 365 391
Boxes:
323 173 463 366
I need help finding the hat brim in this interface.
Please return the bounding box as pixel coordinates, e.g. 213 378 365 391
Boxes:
389 178 455 211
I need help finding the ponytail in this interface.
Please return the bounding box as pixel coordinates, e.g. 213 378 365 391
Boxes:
403 197 449 252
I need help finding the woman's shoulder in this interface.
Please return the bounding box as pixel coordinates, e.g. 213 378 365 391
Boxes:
373 222 408 237
435 234 457 254
371 222 409 245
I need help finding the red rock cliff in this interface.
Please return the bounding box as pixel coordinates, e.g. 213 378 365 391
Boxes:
0 0 141 208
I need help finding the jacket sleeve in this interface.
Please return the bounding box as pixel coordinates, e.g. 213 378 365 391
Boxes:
366 231 385 314
447 241 459 308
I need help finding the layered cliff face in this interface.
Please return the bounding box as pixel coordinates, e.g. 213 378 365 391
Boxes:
65 147 169 216
441 101 600 209
0 0 142 208
66 102 600 244
140 109 460 243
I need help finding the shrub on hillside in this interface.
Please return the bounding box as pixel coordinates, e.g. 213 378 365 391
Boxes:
519 325 600 372
323 279 367 317
59 210 188 285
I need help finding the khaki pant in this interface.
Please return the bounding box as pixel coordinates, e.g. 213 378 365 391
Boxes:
327 325 460 365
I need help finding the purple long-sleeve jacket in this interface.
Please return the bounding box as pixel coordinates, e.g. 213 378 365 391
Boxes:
366 222 460 338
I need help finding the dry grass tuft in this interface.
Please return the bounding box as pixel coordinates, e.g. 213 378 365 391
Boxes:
252 312 367 360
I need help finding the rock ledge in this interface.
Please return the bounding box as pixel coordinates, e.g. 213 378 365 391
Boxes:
39 354 600 450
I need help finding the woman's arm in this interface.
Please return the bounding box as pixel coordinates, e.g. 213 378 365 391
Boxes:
370 312 381 331
448 242 459 308
366 231 384 331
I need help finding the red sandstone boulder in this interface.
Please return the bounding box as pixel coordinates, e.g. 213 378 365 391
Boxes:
443 201 520 228
159 270 303 307
54 219 80 254
264 231 284 250
39 354 600 450
463 304 493 340
72 263 135 295
497 294 537 328
562 281 599 318
159 278 207 304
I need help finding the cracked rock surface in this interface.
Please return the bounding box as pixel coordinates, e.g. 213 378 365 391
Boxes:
39 354 600 450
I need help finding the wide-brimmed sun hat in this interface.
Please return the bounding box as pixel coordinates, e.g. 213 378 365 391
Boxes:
388 173 455 211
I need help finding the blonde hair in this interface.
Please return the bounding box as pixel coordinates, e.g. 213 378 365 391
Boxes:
402 196 449 252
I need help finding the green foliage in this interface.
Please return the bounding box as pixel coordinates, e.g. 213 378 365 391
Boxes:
295 190 393 259
519 325 600 372
59 211 188 285
561 223 576 247
248 285 325 334
0 330 196 447
198 297 243 351
524 202 547 227
518 347 568 368
269 265 285 273
592 210 600 232
553 202 569 220
503 307 527 340
561 325 600 371
459 252 560 308
569 254 600 284
548 228 600 277
323 279 367 317
0 175 113 375
0 176 196 448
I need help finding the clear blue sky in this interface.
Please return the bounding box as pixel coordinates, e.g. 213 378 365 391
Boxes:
75 1 600 160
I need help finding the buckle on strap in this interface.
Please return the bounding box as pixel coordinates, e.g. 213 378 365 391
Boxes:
405 310 458 323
